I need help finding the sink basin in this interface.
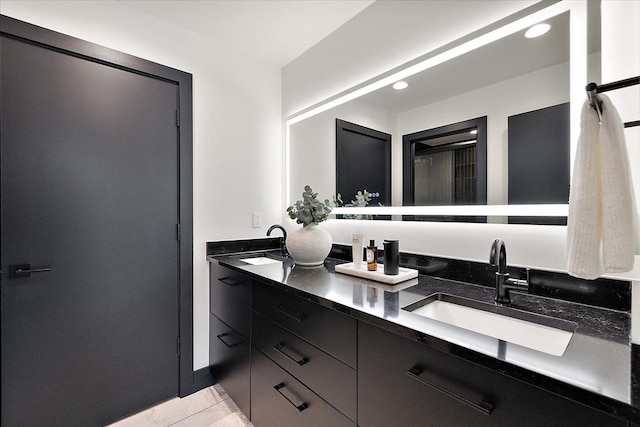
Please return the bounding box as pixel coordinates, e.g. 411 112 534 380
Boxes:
239 256 281 265
403 293 576 356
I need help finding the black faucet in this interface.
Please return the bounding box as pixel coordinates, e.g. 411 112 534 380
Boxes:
267 224 289 257
489 238 528 304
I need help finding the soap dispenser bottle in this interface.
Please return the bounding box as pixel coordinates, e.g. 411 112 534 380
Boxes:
366 240 378 271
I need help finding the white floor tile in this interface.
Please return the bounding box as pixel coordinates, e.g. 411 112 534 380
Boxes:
210 411 251 427
169 402 233 427
106 387 225 427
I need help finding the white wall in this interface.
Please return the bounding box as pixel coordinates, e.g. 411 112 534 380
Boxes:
602 1 640 219
0 1 283 370
601 0 640 342
282 0 640 280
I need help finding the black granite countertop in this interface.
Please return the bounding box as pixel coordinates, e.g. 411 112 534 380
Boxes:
206 241 638 423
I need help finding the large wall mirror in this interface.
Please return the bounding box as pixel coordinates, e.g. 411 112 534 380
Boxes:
287 1 597 221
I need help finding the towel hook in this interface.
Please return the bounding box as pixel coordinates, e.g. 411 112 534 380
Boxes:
585 82 603 123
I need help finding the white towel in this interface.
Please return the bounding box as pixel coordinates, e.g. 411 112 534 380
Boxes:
567 101 602 279
567 95 640 279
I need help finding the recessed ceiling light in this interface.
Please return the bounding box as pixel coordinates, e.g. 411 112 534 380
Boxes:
525 23 551 38
392 81 408 90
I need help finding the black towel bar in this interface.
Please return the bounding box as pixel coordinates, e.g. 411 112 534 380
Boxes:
586 76 640 128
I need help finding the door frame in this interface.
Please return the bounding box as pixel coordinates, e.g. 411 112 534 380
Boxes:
0 15 197 396
402 116 488 208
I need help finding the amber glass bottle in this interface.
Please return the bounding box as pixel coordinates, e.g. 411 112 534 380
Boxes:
366 240 378 271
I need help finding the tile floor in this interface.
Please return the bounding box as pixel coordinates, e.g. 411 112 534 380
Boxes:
106 384 252 427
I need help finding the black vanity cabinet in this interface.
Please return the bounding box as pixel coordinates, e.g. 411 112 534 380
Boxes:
209 261 251 339
358 321 626 427
208 260 252 418
250 283 357 426
208 250 635 426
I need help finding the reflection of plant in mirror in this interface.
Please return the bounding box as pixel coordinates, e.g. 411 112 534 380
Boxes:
287 185 332 226
333 190 378 220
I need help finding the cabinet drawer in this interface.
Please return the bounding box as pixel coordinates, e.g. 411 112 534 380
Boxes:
209 262 251 338
252 283 356 367
358 321 625 427
209 314 250 419
250 348 356 427
252 312 357 421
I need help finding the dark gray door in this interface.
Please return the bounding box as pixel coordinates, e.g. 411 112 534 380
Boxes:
508 102 570 225
1 34 179 426
336 119 391 207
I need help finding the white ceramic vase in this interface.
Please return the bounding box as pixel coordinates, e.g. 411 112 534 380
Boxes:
286 223 332 267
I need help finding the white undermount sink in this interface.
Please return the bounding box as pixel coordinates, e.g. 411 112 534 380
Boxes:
403 293 576 356
239 256 281 265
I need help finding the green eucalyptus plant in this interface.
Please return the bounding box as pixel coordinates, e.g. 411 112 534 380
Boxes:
333 189 379 220
287 185 333 226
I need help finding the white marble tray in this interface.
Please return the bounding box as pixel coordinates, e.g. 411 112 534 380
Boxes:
335 262 419 284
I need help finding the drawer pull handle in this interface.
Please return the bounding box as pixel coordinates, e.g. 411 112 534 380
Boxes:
407 366 494 415
216 333 240 348
12 264 51 278
218 277 240 287
273 383 308 412
273 304 306 322
274 343 308 366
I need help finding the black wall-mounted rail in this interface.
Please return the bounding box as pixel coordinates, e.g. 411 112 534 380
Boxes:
586 76 640 128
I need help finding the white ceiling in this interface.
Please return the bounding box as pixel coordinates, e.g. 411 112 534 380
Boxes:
119 0 375 68
360 10 570 114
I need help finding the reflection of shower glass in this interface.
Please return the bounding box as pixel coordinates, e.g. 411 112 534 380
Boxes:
383 291 399 318
352 284 364 307
366 286 378 308
414 130 477 206
415 151 454 205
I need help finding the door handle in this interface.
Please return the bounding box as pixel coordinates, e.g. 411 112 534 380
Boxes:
12 264 51 278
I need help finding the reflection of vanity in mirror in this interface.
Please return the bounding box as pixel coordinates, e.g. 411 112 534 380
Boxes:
287 1 600 222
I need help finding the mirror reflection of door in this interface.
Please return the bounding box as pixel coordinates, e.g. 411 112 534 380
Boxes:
403 117 487 222
508 102 570 225
336 119 391 207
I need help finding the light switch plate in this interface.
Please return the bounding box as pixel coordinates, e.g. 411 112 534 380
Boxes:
252 212 262 228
